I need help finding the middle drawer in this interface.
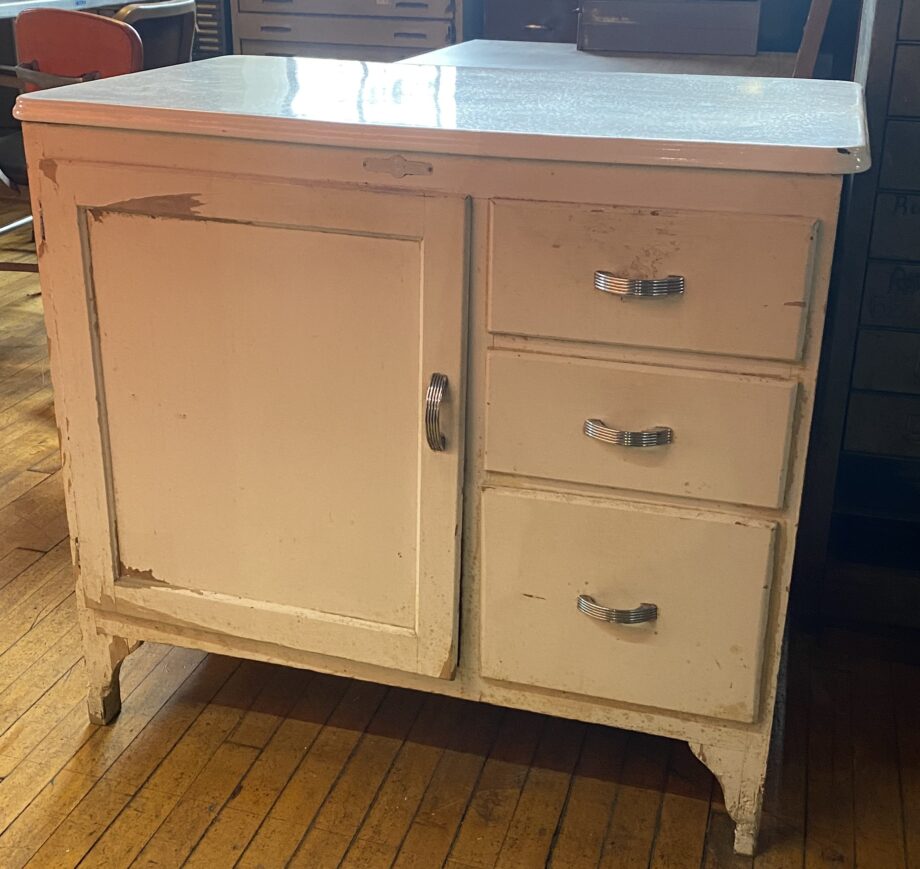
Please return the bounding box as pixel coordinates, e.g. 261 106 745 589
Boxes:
234 13 452 46
485 351 798 508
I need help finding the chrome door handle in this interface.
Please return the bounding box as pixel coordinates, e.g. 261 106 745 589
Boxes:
577 594 658 624
584 418 672 448
594 271 685 298
425 373 448 452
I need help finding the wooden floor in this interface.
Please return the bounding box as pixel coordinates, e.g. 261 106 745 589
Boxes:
0 200 918 869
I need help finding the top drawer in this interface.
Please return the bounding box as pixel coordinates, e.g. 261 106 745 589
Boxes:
488 199 818 360
238 0 452 17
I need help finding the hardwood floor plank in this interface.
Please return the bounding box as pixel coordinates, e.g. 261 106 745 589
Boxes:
63 649 218 790
446 708 545 868
289 688 427 867
184 672 350 868
548 724 628 868
0 547 42 592
0 643 170 779
0 593 75 696
895 661 920 869
390 700 502 869
0 625 82 738
804 667 855 869
755 642 809 869
649 743 713 869
0 661 85 776
0 565 72 655
235 679 387 869
494 716 585 868
852 658 907 869
0 645 194 857
0 540 70 628
75 656 255 867
98 657 258 796
702 808 755 869
597 731 671 869
131 741 261 868
0 472 69 554
340 696 469 868
0 768 109 869
225 664 311 749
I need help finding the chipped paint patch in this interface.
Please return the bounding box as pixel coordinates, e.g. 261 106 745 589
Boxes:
39 158 58 185
99 193 204 218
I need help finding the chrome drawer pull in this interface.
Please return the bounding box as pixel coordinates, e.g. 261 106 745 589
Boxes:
577 594 658 624
425 373 448 452
594 271 685 298
584 418 673 448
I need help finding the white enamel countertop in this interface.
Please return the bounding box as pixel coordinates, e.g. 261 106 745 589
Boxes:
15 54 869 174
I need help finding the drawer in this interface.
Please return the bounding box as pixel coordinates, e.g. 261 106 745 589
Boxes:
480 488 776 722
235 13 452 47
880 122 920 191
238 0 452 17
890 45 920 117
869 193 920 260
239 38 419 60
904 0 920 41
484 351 797 508
845 392 920 458
862 262 920 330
852 329 920 396
488 200 818 361
483 0 577 43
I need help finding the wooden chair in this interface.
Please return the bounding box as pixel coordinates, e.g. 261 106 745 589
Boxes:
794 0 834 78
115 0 196 70
0 9 143 271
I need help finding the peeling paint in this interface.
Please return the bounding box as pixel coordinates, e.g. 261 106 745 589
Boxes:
99 193 204 218
39 158 58 186
119 563 170 585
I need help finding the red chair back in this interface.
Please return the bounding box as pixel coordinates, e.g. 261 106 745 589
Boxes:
14 9 143 90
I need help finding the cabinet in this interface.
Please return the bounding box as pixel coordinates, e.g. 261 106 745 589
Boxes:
795 0 920 626
17 55 865 855
231 0 478 61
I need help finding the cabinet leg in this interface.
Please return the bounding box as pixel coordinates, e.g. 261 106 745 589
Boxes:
79 610 132 725
689 740 767 857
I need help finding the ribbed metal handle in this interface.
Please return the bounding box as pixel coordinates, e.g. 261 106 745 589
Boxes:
584 418 673 448
594 271 685 298
425 373 448 452
577 594 658 625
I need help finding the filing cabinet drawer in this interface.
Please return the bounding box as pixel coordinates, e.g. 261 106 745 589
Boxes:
480 488 776 722
862 262 920 330
235 12 452 47
852 330 920 396
890 45 920 117
880 121 920 190
238 0 452 17
484 351 797 508
903 0 920 41
870 193 920 260
239 38 418 60
484 0 578 42
488 199 818 360
845 392 920 458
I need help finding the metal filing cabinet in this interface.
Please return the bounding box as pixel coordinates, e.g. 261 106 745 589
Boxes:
796 0 920 626
231 0 479 61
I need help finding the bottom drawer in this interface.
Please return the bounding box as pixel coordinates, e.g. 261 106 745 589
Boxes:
239 39 419 60
845 392 920 458
480 488 777 722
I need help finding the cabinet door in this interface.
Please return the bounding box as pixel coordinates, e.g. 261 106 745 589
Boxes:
40 165 468 678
